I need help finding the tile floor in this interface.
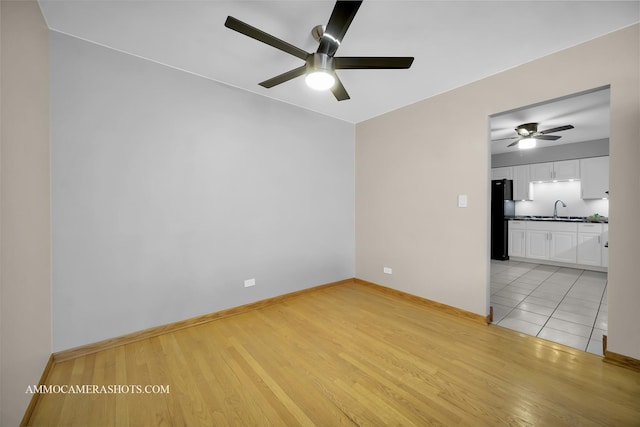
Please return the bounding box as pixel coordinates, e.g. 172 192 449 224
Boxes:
490 260 607 356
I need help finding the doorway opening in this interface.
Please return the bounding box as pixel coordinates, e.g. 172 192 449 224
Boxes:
488 86 610 355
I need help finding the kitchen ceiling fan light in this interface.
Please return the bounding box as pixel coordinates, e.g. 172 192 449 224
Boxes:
497 122 574 149
305 70 335 91
519 138 537 149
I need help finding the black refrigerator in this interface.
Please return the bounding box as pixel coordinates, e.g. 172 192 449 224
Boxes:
491 179 515 260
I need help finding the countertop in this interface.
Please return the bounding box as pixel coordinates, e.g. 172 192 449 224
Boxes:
507 216 608 223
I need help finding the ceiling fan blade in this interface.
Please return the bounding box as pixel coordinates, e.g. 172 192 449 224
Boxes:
331 75 350 101
535 135 562 141
491 136 518 142
538 124 574 134
334 56 414 69
318 1 362 57
507 138 523 147
225 16 309 61
259 65 307 88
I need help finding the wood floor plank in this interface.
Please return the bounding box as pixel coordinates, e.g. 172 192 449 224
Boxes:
27 282 640 426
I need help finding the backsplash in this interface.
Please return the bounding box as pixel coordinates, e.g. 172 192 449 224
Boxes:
515 181 609 217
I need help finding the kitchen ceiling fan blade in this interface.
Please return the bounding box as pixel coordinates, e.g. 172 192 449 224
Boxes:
507 138 523 147
334 56 414 69
259 65 307 88
538 124 574 134
225 16 309 61
535 135 562 141
318 0 362 57
331 75 350 101
491 136 518 141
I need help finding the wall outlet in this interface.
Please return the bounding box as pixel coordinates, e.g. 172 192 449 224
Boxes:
383 267 393 275
244 278 256 288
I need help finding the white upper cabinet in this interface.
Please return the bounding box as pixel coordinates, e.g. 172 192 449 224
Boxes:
491 166 513 180
513 165 532 201
529 159 580 181
554 159 580 180
580 156 609 199
491 165 530 199
529 162 554 181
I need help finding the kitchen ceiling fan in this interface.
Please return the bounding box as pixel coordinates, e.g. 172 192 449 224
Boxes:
224 0 414 101
493 122 575 148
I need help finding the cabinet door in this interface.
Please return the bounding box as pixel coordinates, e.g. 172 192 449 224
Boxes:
549 231 577 263
577 233 602 266
601 224 609 267
554 159 580 180
509 229 526 257
492 167 513 180
580 156 609 199
529 162 553 182
526 230 549 260
513 165 532 201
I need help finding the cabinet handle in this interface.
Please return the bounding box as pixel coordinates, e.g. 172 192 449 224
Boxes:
598 236 601 244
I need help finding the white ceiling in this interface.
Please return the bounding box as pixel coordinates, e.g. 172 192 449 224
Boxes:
38 1 638 124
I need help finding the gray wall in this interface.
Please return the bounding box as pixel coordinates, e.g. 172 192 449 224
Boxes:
51 32 354 352
491 139 609 167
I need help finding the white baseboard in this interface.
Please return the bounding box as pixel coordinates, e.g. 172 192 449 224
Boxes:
506 257 608 273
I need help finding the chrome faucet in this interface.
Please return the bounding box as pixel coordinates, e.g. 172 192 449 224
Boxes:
553 199 567 218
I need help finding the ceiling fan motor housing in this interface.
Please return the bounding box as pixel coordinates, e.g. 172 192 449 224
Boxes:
307 53 334 73
516 122 539 136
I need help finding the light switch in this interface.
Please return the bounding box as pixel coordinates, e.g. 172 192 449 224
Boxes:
458 194 468 208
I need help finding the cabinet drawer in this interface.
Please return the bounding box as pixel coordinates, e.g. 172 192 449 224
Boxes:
509 220 526 230
526 221 578 233
578 223 603 233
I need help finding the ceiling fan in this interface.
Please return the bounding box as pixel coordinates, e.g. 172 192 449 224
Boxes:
224 1 414 101
493 122 575 149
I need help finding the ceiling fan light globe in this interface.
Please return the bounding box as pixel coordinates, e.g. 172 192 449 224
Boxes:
519 138 537 149
305 71 335 91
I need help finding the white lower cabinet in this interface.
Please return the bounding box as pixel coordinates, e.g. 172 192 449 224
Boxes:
526 222 578 263
602 224 609 267
508 221 526 257
577 233 602 266
549 230 578 263
526 229 550 260
577 223 604 266
510 220 607 269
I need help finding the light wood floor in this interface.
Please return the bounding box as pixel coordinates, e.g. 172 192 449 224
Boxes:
28 281 640 426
